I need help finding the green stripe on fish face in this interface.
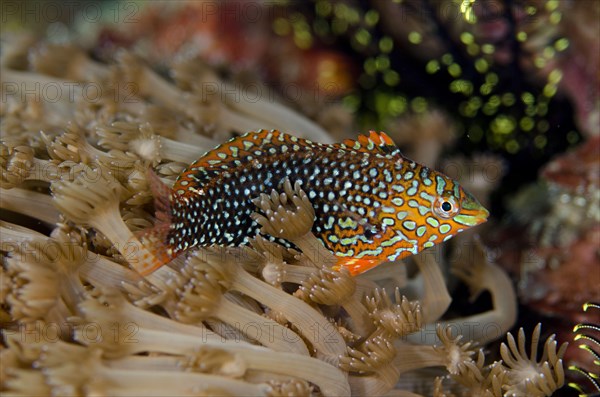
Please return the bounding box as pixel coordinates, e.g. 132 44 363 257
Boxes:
453 211 489 226
435 175 446 196
453 188 489 226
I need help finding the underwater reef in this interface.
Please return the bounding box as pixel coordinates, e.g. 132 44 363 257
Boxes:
1 1 598 396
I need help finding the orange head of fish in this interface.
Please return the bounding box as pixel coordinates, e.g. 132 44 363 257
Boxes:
334 160 489 275
384 162 488 254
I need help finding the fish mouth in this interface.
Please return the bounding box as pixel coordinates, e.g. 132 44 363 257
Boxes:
453 206 489 227
470 206 490 225
454 191 490 227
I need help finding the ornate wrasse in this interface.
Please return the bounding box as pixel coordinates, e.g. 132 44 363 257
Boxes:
145 129 489 275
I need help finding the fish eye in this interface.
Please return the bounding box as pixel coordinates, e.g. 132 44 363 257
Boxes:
441 201 452 212
432 192 460 218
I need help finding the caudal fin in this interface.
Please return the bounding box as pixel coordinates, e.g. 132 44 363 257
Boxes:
147 168 172 224
136 169 177 272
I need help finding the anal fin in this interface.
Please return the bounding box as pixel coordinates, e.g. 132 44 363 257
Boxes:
334 257 382 276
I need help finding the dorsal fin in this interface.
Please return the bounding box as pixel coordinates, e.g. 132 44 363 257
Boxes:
172 130 313 198
339 131 402 157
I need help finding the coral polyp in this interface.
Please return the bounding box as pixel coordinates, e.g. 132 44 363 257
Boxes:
2 1 595 395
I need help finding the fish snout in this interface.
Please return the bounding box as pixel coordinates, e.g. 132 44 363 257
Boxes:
455 191 490 227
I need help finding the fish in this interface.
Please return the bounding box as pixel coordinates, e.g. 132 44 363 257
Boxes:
143 129 489 276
